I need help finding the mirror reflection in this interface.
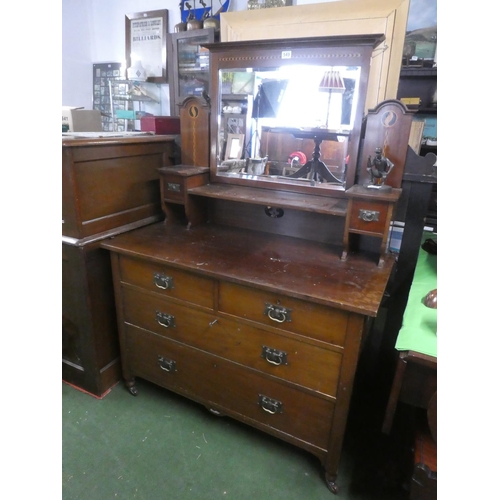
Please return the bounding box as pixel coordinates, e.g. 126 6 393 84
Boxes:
217 65 361 186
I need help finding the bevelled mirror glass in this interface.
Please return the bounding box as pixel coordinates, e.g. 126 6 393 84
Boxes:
205 35 385 193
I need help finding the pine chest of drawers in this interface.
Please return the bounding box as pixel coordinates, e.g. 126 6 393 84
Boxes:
102 222 394 493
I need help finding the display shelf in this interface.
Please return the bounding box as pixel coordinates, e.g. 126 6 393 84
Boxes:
397 68 437 112
188 183 348 216
108 79 163 132
400 67 437 77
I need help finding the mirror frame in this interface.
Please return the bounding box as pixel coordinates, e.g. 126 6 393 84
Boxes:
204 34 385 195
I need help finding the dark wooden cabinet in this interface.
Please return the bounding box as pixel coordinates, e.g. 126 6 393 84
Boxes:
62 240 121 396
62 135 176 396
396 67 437 231
397 67 437 113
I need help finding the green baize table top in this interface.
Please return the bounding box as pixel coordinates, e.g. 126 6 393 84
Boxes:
395 231 437 358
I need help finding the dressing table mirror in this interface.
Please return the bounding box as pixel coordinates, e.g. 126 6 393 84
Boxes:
204 35 386 193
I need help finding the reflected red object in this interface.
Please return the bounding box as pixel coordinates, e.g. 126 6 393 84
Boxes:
288 151 307 165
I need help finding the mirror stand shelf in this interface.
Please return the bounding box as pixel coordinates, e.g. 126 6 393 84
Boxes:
188 183 349 216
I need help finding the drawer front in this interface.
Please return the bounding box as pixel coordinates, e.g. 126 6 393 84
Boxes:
124 324 335 450
349 199 389 235
119 255 215 309
219 282 348 347
161 174 184 203
122 288 342 398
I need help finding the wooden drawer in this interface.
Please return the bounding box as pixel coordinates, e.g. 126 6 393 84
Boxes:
219 281 349 347
124 324 335 450
119 255 215 309
348 199 389 235
159 165 210 204
161 172 185 203
122 288 342 398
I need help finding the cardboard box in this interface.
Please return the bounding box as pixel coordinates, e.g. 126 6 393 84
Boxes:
140 116 180 135
62 106 102 132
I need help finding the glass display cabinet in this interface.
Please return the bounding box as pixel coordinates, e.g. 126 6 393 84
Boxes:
167 28 216 116
108 79 163 132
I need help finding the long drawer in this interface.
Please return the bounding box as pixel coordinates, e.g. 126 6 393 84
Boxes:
124 324 335 451
119 255 215 309
219 281 349 347
122 287 342 398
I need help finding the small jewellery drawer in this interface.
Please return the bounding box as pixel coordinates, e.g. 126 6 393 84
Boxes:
161 174 185 203
122 288 343 398
348 199 389 235
219 281 349 347
124 324 335 450
119 255 215 309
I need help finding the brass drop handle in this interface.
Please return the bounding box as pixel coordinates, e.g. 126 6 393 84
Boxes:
268 309 286 323
153 272 174 290
261 346 288 366
358 209 380 222
158 355 176 372
265 355 281 366
156 311 176 328
264 303 292 323
258 394 283 414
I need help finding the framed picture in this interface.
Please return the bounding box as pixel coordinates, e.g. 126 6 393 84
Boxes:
225 134 245 160
125 10 168 83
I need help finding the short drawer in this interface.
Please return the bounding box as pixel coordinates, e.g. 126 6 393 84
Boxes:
218 281 349 347
161 174 185 203
119 255 215 309
124 324 335 451
122 287 342 398
348 199 389 235
159 166 209 204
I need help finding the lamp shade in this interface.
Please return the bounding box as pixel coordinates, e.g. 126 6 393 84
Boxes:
318 70 345 93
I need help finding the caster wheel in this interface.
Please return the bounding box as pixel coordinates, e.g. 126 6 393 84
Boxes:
125 380 138 396
326 481 339 494
325 473 339 494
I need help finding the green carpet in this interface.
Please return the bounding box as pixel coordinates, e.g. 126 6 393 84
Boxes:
62 370 413 499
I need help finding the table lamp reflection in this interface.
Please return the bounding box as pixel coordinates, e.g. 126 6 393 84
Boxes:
318 69 345 129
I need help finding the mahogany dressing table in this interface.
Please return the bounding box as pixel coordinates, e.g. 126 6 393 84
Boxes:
101 35 409 493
